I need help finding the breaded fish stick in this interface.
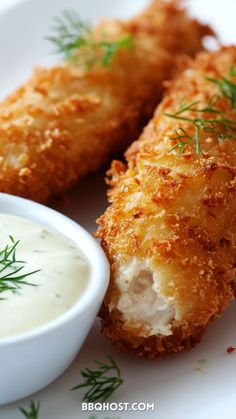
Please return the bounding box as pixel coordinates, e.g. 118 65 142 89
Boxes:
0 0 211 202
97 47 236 359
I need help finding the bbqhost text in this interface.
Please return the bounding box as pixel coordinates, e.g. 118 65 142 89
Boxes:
82 402 156 412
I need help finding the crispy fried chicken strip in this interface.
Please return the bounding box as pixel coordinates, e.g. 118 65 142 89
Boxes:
0 0 212 202
97 46 236 359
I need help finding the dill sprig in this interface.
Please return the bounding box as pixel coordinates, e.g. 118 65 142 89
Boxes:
47 10 133 69
47 10 90 58
0 236 40 296
71 355 123 402
207 66 236 109
164 66 236 155
19 400 40 419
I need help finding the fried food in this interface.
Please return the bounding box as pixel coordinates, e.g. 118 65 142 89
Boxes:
97 46 236 359
0 0 212 202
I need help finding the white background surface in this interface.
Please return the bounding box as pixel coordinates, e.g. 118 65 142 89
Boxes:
0 0 236 418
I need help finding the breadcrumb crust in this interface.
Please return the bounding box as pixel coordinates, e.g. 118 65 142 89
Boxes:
97 47 236 359
0 0 211 202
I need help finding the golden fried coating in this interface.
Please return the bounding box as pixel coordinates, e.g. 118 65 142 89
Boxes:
0 0 211 202
97 46 236 359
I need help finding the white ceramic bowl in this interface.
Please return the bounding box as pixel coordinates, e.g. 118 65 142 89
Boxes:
0 193 109 405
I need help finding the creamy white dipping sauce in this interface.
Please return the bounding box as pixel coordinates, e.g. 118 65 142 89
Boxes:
0 214 90 339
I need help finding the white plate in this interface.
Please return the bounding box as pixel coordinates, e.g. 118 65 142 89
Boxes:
0 0 236 418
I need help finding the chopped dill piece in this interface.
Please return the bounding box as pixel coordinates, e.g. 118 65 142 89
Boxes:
46 10 90 58
19 400 40 419
47 10 133 69
164 66 236 155
0 236 41 296
207 66 236 109
71 355 123 402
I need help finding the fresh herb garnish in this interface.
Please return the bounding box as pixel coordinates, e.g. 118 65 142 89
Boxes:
207 66 236 110
0 236 40 296
47 10 133 68
71 355 123 402
164 66 236 155
19 400 40 419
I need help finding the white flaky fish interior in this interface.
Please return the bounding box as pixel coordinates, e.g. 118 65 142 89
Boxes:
111 257 179 337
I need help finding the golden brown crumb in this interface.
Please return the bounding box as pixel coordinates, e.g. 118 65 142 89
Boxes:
97 46 236 359
0 0 212 202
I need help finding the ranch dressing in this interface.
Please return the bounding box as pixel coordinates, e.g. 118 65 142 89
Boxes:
0 214 90 339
